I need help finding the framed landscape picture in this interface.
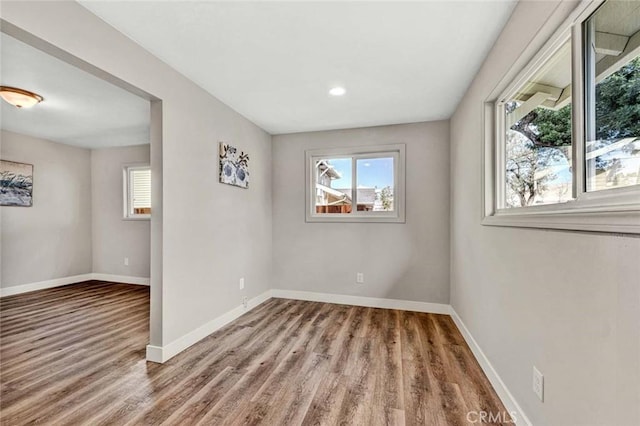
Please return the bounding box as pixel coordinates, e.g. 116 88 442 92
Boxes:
219 142 249 189
0 160 33 207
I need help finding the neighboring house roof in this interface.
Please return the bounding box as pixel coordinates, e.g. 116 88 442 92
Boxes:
316 183 351 203
509 6 640 125
335 187 376 205
317 160 341 179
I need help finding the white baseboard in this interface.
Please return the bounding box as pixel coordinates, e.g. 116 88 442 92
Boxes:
270 288 452 315
450 308 531 426
145 289 272 364
0 274 94 297
145 345 164 363
0 273 151 297
91 273 150 286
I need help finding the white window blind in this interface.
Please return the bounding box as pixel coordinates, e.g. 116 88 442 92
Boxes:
123 165 151 219
131 169 151 210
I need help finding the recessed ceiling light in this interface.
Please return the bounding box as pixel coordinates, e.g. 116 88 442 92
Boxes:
0 86 44 108
329 87 346 96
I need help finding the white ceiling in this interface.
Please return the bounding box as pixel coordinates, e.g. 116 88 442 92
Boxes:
80 1 517 135
0 33 149 149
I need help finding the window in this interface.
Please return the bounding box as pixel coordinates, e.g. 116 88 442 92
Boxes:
484 0 640 234
123 165 151 219
305 144 405 222
502 39 573 208
584 2 640 193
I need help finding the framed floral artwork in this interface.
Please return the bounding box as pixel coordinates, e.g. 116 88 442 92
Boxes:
219 142 249 189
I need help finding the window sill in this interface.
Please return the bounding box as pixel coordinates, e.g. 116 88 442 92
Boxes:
123 215 151 221
306 214 405 224
482 208 640 234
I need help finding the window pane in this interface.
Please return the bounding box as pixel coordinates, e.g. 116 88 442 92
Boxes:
356 157 394 211
585 1 640 192
131 168 151 215
314 158 352 214
504 39 573 208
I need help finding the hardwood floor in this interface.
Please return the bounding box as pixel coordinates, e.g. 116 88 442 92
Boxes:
0 282 510 425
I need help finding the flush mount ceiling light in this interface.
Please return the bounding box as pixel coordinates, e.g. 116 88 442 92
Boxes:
0 86 44 108
329 86 346 96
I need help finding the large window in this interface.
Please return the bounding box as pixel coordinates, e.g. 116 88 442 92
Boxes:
503 39 573 208
123 165 151 219
485 0 640 234
306 144 405 222
584 1 640 193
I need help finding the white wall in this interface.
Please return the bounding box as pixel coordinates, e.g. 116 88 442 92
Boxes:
272 121 450 303
450 1 640 425
0 130 92 287
1 1 273 348
91 145 150 279
1 131 152 287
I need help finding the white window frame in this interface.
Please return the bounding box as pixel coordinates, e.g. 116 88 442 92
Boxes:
123 164 151 220
483 0 640 234
305 144 406 223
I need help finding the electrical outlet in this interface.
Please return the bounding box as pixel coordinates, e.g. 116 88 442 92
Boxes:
356 272 364 284
242 296 248 309
239 277 245 290
124 257 129 266
533 366 544 402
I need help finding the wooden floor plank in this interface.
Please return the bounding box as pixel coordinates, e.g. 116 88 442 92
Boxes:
0 282 511 425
